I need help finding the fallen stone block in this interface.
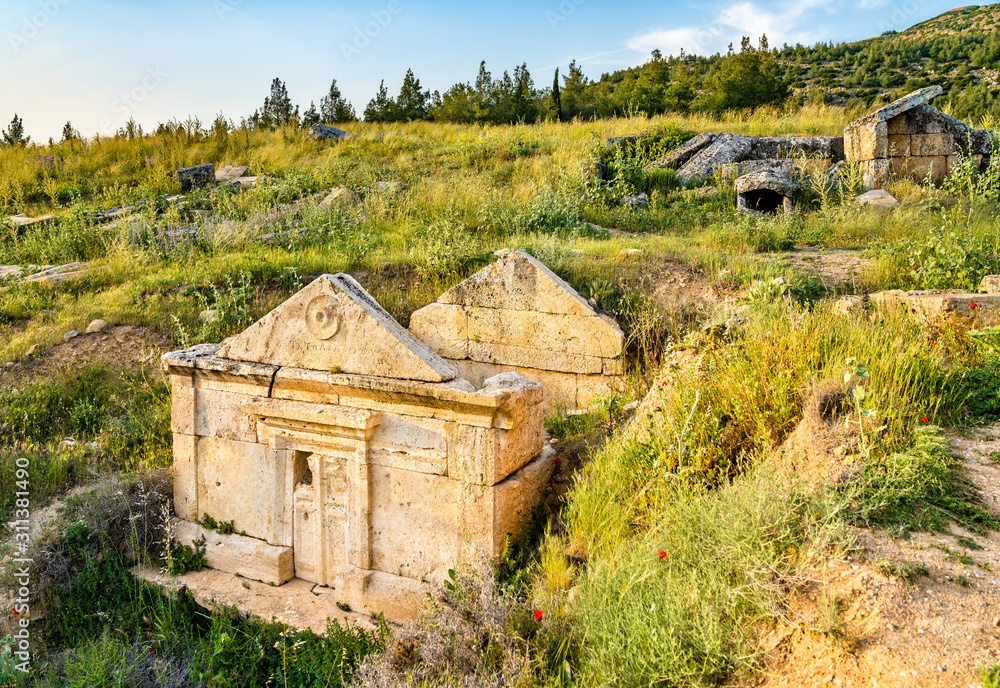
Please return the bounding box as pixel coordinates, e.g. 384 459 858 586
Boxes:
173 164 216 192
871 290 1000 328
215 165 250 182
856 189 898 207
676 133 752 184
643 132 716 171
306 124 348 141
172 518 294 585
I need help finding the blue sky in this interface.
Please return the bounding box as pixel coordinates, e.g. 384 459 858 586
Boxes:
0 0 976 140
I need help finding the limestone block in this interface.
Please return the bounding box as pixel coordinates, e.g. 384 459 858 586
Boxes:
469 340 604 375
217 273 458 383
577 374 618 408
890 155 947 182
860 159 890 189
369 465 459 583
450 359 579 412
911 133 954 157
369 414 448 475
172 164 215 192
467 307 623 359
184 386 259 443
409 303 469 359
172 518 293 585
675 133 753 184
844 120 886 161
448 404 544 486
887 134 912 157
871 291 1000 328
173 434 198 521
856 189 898 207
195 437 280 543
459 449 555 561
170 377 196 436
436 249 594 316
981 275 1000 294
215 165 249 182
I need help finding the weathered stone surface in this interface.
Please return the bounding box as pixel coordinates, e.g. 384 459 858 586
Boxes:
856 189 898 207
306 124 349 141
581 156 606 181
319 187 360 209
469 340 604 374
576 373 619 408
6 214 56 228
218 273 457 382
467 308 623 359
373 181 407 192
451 360 579 412
194 436 281 541
676 133 752 184
436 249 594 316
172 518 293 585
85 318 109 334
622 193 647 207
871 290 1000 328
408 303 468 359
215 165 249 182
643 132 716 171
173 164 215 192
746 136 844 161
173 433 198 521
734 168 796 197
735 168 796 216
735 159 798 178
859 159 890 189
981 275 1000 294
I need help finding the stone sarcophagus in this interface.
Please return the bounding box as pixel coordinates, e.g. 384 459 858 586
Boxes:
164 273 552 618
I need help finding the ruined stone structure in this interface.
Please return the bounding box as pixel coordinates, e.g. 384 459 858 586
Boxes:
409 250 624 411
735 168 796 216
844 85 993 188
164 273 553 619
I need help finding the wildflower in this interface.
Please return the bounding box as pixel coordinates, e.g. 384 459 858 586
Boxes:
11 608 17 616
658 550 666 559
534 610 544 622
930 341 936 346
554 458 560 465
920 417 928 423
971 302 978 309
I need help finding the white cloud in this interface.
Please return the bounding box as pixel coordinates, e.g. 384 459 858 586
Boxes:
627 0 833 58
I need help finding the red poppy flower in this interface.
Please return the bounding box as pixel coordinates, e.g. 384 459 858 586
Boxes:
533 610 544 622
920 417 928 423
971 302 978 309
658 550 666 559
11 608 17 616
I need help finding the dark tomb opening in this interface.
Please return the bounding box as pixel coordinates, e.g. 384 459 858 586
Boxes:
742 189 784 214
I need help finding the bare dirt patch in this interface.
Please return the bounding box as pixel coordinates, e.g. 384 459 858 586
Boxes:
757 423 1000 688
0 325 172 391
774 248 873 293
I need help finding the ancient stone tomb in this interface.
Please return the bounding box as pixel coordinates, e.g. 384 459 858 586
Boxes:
164 273 555 618
409 249 624 411
844 85 993 188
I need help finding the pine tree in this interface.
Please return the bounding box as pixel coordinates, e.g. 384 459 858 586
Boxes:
258 78 298 129
363 80 396 122
319 78 357 123
2 114 30 146
61 121 79 143
549 68 562 122
512 63 537 122
396 69 429 121
302 101 320 127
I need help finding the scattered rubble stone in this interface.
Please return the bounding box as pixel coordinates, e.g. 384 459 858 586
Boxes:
215 165 250 182
85 319 109 334
856 189 898 207
306 124 348 141
63 330 79 341
622 192 648 208
319 187 360 209
172 164 216 192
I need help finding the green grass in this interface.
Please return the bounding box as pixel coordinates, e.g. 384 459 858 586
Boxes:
2 114 1000 687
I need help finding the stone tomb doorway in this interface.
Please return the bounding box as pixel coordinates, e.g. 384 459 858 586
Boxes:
250 400 382 589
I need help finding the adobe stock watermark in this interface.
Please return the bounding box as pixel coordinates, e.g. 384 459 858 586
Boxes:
213 0 241 21
340 1 403 62
99 65 169 135
546 0 586 31
875 0 929 34
9 456 33 675
7 0 73 53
